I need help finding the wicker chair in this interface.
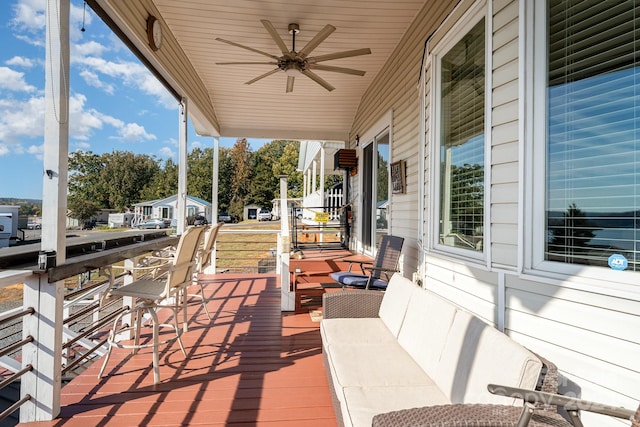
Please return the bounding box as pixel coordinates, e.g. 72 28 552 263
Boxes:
371 383 639 427
330 234 404 290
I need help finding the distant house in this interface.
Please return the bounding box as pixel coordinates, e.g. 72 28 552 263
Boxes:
243 204 261 221
132 195 212 224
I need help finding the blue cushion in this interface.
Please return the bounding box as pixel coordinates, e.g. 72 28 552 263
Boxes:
330 272 389 289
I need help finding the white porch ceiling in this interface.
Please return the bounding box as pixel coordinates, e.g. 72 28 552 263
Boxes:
97 0 426 141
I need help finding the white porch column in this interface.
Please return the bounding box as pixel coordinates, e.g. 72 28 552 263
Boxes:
177 98 188 234
319 145 326 204
204 136 219 274
311 160 317 195
21 0 69 421
280 175 294 311
302 169 308 197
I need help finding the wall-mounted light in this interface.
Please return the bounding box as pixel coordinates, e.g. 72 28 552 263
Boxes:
355 134 360 146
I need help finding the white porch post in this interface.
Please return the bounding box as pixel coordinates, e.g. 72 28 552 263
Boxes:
177 98 188 234
311 160 317 195
319 145 326 204
280 175 294 311
21 0 69 421
204 136 219 274
303 170 308 197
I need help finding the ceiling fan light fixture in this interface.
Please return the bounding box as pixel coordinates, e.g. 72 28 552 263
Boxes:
284 63 302 76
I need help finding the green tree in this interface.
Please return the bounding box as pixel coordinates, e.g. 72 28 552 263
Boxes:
228 138 253 220
99 151 161 210
67 197 100 226
217 147 234 212
140 158 178 201
250 140 297 207
272 142 303 198
68 151 106 206
18 202 41 216
187 147 213 201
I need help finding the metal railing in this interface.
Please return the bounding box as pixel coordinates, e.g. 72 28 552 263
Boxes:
290 205 350 253
0 225 287 423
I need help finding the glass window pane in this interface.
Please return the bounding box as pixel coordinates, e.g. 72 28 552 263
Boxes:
439 19 485 251
545 1 639 271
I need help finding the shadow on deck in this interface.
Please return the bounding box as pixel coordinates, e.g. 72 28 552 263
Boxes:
19 274 337 427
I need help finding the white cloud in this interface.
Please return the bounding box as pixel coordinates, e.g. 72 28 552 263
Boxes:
27 144 43 160
11 0 45 32
0 92 154 152
159 146 175 158
190 140 204 150
6 56 34 68
0 66 36 92
118 123 156 142
79 69 114 94
0 143 9 156
0 96 44 146
73 40 107 58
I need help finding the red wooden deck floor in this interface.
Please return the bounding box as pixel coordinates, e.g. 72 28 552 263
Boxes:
20 274 337 426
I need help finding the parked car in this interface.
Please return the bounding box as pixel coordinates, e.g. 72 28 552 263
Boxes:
218 212 232 223
27 223 41 230
193 214 208 226
137 218 168 229
257 209 272 221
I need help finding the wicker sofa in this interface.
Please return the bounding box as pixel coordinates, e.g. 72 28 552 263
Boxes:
320 274 558 427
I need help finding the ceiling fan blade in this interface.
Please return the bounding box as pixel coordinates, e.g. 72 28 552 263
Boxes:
245 68 281 85
217 61 278 65
298 24 336 58
261 20 290 55
286 76 295 93
301 69 335 91
216 38 280 60
309 48 372 63
309 64 366 76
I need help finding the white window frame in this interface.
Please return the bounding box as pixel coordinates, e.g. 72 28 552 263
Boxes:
428 0 490 263
523 0 640 285
356 110 393 255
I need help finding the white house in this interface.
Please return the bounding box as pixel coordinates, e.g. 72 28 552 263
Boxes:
132 195 212 224
33 1 640 425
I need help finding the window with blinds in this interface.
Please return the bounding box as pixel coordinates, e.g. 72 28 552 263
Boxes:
438 19 485 252
545 1 639 271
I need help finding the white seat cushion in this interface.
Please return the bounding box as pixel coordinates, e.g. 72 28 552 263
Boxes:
321 318 397 349
342 385 450 427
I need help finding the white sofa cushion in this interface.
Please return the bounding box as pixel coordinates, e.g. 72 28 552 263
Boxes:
377 274 417 337
342 385 450 427
320 317 397 349
431 310 542 405
327 343 433 387
397 289 458 375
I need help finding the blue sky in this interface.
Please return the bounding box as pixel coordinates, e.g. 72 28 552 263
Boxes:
0 0 266 200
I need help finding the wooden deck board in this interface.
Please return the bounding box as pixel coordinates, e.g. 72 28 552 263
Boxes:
19 274 337 427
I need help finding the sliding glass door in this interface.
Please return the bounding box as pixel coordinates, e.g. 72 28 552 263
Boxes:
361 130 390 254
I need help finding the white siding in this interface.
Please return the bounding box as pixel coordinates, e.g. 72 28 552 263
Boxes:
411 2 640 426
490 0 520 269
350 0 459 275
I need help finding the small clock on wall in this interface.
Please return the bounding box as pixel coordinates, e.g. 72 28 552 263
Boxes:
147 15 162 51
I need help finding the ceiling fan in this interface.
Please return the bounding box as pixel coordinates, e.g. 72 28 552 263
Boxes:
215 20 371 92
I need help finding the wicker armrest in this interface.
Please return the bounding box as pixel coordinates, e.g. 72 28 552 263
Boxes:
488 384 637 423
372 403 571 427
322 290 383 319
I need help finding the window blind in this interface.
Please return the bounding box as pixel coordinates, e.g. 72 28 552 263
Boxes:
545 0 639 271
439 19 485 251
